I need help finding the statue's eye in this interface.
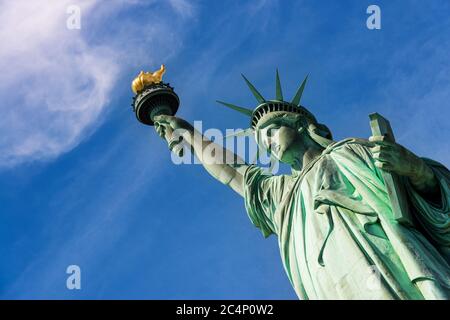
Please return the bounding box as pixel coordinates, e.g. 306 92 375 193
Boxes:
266 125 279 137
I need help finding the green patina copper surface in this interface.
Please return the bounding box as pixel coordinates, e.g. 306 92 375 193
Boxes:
151 71 450 299
244 138 449 299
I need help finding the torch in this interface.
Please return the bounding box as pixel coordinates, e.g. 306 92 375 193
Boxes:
131 65 184 156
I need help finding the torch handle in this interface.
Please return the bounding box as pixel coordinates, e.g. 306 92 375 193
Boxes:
163 126 184 157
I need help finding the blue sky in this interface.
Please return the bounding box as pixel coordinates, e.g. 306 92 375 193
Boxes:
0 0 449 299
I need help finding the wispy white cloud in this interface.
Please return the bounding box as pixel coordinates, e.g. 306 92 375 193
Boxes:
0 0 118 168
0 0 200 298
169 0 196 18
0 0 195 169
3 0 448 299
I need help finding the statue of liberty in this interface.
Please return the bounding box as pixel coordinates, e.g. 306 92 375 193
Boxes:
152 71 450 300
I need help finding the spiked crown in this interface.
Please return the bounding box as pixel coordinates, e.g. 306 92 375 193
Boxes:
217 70 316 131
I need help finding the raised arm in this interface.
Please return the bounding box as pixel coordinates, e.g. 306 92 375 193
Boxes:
153 114 249 197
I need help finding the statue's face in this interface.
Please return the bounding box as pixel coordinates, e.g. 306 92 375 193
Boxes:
257 118 301 164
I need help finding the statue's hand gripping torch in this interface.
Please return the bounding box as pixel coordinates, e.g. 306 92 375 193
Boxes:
154 117 184 157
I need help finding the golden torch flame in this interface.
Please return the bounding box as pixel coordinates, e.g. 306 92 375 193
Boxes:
131 64 166 94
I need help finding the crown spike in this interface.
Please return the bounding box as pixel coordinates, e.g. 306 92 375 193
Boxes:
291 75 308 106
241 74 265 104
216 100 253 117
275 69 283 101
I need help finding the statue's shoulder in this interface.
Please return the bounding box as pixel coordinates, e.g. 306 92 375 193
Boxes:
421 157 450 178
321 137 376 167
326 137 372 154
245 163 290 182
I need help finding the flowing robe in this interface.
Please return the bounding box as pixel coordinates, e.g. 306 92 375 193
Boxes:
243 138 450 299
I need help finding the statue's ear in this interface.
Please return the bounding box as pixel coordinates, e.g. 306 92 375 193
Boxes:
294 116 308 132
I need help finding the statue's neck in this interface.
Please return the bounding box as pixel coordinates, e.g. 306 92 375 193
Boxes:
291 135 324 175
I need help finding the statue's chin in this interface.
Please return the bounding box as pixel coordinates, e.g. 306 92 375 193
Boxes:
279 149 298 166
272 145 296 164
